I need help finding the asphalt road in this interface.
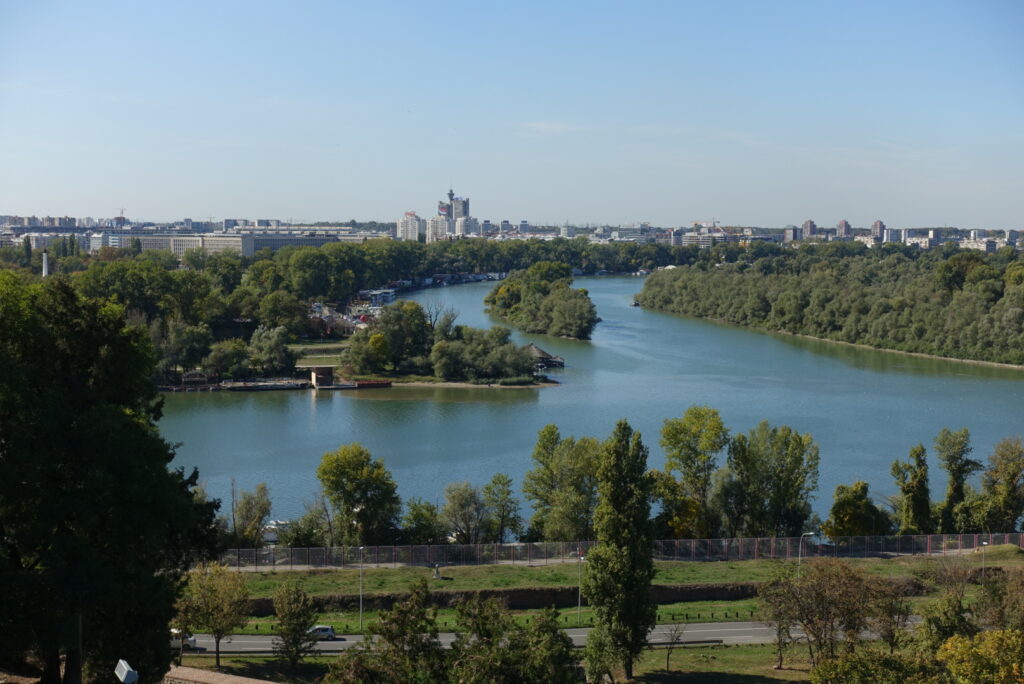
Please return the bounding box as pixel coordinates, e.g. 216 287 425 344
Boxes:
194 621 789 654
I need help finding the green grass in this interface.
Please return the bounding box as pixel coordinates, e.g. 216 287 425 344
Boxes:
241 546 1024 600
234 598 761 636
632 643 813 682
179 654 333 684
294 355 340 367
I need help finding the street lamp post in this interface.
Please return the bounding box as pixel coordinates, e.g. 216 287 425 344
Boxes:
359 546 365 632
982 541 989 579
577 551 585 625
798 532 815 576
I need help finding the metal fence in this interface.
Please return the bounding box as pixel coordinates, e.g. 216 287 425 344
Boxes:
220 532 1022 570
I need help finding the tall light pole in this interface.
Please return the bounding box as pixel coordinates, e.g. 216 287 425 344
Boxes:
798 532 815 576
359 546 365 632
981 540 989 579
577 551 586 625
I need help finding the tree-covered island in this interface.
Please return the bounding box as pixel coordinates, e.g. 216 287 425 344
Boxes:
637 241 1024 366
344 300 539 384
484 261 600 339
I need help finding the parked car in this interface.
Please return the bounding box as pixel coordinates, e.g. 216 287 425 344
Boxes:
308 625 337 641
170 629 197 651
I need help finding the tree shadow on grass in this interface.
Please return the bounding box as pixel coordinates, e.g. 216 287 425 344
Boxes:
635 670 801 683
213 659 330 684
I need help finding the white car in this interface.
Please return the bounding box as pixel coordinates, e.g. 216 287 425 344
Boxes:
170 629 197 651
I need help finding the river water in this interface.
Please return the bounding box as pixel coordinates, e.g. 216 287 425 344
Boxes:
163 276 1024 521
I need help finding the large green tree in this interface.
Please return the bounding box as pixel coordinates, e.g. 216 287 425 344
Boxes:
582 420 656 680
660 405 730 538
0 274 219 684
316 443 401 545
724 420 820 537
522 424 601 541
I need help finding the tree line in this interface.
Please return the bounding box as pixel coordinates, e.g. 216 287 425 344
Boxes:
0 236 715 381
760 555 1024 682
637 240 1024 365
223 406 1024 553
484 261 600 339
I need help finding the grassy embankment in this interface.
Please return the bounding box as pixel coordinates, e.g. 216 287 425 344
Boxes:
232 545 1022 635
288 341 348 368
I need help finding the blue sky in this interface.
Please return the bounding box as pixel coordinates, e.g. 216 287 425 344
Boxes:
1 1 1021 227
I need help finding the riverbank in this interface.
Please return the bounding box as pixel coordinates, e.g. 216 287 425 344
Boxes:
641 306 1024 373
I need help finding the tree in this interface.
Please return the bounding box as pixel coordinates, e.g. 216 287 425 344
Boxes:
233 483 272 547
978 437 1024 532
441 482 489 545
916 558 979 654
202 338 251 378
178 563 250 668
316 443 401 545
583 621 621 684
935 427 981 533
868 579 913 655
758 565 799 670
582 420 656 680
660 405 730 538
789 558 871 666
0 275 219 684
891 444 933 534
248 325 297 376
258 290 307 333
725 421 820 537
821 481 892 540
272 583 318 669
400 498 447 545
328 579 446 684
937 629 1024 684
523 424 600 541
482 473 523 543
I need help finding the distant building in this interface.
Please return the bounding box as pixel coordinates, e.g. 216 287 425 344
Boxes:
802 220 817 237
397 212 426 241
455 216 479 237
783 227 803 243
426 215 450 243
871 220 886 239
837 220 852 238
499 220 512 234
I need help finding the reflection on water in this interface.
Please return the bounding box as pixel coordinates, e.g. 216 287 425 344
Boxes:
164 277 1024 520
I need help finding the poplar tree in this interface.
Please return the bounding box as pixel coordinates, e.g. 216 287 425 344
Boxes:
582 419 656 680
936 428 981 533
891 444 933 534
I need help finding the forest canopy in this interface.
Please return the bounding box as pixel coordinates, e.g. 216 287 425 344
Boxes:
636 242 1024 365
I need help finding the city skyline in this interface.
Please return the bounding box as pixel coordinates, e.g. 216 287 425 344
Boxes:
1 1 1021 228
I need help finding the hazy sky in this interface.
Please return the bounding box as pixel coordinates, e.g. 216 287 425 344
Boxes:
1 1 1021 228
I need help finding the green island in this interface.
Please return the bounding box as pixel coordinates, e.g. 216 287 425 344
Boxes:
484 261 601 339
343 300 539 384
637 241 1024 366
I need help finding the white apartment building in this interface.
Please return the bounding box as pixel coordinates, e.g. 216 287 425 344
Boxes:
397 212 426 241
426 215 450 243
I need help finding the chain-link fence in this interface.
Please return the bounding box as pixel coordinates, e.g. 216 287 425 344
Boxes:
220 532 1021 570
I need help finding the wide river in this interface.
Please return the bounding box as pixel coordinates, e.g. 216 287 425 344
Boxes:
164 276 1024 522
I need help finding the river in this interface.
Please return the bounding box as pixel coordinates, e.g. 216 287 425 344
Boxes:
163 276 1024 521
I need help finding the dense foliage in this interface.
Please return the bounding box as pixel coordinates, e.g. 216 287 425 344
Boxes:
328 580 580 683
484 261 600 339
0 274 219 683
2 237 708 377
345 300 536 382
637 241 1024 365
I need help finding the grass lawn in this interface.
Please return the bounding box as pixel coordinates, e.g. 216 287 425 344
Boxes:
235 597 761 636
632 643 812 683
179 654 332 684
240 545 1024 599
